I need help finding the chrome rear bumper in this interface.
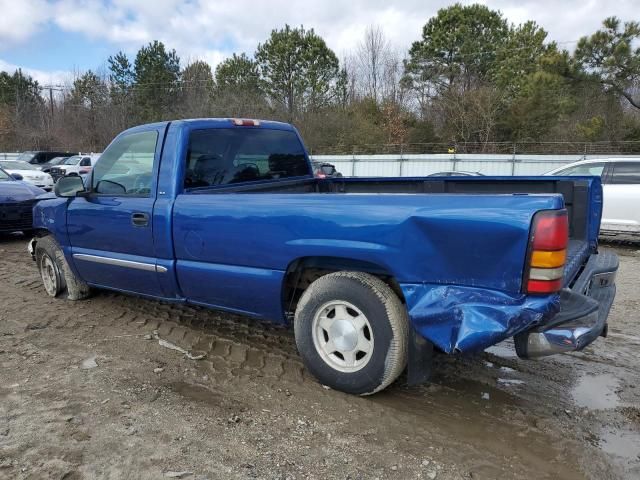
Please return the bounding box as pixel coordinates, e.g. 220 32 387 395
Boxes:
515 250 618 359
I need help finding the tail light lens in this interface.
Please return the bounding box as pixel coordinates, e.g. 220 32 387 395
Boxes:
525 210 568 294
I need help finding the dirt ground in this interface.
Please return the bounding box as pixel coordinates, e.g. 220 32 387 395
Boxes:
0 234 639 480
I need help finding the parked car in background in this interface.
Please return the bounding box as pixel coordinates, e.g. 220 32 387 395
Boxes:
311 161 342 178
18 151 79 166
28 118 617 396
39 156 70 173
49 154 101 182
546 158 640 235
0 166 44 234
0 160 54 191
428 171 484 177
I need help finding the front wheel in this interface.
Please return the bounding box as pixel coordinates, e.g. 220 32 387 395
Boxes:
294 271 408 395
35 236 90 300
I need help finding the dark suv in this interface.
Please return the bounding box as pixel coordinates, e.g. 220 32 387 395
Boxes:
18 151 79 167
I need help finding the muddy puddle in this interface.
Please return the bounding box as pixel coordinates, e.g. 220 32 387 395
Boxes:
600 429 640 466
368 375 588 479
572 373 621 410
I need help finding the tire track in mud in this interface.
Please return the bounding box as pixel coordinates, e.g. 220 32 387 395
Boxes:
0 244 309 390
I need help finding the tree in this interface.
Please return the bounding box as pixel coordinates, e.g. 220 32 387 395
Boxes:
503 67 574 141
355 25 389 102
108 51 136 131
0 69 41 107
496 35 577 141
179 60 215 117
70 70 108 109
575 17 640 109
213 53 267 117
133 41 181 121
435 85 504 147
215 53 260 92
108 51 135 91
491 21 554 96
255 25 340 119
0 70 45 149
66 71 111 149
404 4 509 96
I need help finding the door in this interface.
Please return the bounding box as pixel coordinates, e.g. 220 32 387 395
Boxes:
67 126 166 296
602 161 640 233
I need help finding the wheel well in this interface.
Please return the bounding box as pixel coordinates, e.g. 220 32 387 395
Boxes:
282 256 405 320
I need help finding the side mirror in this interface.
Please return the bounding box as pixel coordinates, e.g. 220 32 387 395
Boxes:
11 173 23 181
54 175 86 197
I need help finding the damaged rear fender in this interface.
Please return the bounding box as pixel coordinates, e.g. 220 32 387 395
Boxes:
400 283 560 354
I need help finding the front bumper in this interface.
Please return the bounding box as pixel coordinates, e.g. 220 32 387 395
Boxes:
514 250 618 358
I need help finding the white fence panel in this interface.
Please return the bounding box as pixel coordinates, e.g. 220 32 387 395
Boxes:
311 154 640 177
0 153 20 161
402 160 452 176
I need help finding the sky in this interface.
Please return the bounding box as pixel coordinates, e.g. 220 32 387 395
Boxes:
0 0 638 86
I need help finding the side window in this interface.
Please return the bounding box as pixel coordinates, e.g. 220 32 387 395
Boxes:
556 163 605 176
609 162 640 184
80 157 91 167
92 131 158 196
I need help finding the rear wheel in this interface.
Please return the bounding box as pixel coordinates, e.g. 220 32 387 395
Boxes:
294 271 408 395
35 236 90 300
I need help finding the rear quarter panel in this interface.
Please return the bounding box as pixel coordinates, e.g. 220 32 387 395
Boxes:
172 192 565 322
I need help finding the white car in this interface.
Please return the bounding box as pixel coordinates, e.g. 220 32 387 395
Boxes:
0 160 54 191
546 158 640 235
49 154 101 181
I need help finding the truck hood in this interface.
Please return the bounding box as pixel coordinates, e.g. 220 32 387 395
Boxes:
6 169 50 179
0 181 45 202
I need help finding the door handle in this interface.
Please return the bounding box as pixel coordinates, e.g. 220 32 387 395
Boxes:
131 212 149 227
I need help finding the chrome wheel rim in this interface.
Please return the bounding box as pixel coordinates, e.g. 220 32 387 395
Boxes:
312 301 374 373
39 254 58 297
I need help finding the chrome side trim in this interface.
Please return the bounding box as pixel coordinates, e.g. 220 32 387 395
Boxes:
73 253 166 273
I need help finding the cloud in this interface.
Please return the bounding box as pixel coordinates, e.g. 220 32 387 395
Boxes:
0 0 637 80
0 0 52 44
0 59 71 86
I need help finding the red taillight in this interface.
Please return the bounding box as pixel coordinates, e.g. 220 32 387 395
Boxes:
525 210 568 294
231 118 260 126
527 278 563 293
531 213 568 250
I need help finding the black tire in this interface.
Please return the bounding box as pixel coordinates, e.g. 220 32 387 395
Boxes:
294 271 408 395
35 235 90 300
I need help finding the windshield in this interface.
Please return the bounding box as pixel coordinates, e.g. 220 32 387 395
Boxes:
0 160 37 170
553 163 605 176
63 156 82 165
16 152 35 162
45 157 67 165
0 168 9 181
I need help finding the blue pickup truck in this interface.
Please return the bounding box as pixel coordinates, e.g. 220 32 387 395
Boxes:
29 118 618 395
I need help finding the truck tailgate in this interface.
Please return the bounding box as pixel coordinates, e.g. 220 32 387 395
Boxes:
565 239 590 287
